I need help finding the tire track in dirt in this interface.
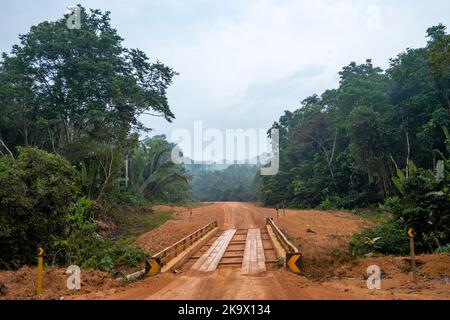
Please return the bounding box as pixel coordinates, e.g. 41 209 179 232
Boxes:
141 203 286 299
67 202 450 300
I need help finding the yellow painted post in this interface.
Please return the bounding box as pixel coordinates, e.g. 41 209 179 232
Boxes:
407 228 417 283
409 237 417 282
36 247 44 296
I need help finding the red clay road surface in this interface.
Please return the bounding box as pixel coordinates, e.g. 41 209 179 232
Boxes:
68 202 450 300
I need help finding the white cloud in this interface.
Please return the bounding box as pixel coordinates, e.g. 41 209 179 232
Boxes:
144 0 386 136
1 0 450 154
144 0 450 142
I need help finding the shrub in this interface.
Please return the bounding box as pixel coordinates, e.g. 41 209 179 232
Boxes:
52 196 147 273
56 235 146 274
435 244 450 253
115 191 148 207
0 147 79 268
349 219 410 257
387 160 450 253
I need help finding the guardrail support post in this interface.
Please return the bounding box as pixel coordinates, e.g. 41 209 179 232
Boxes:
266 217 302 274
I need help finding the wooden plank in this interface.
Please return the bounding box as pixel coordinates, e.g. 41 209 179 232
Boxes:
241 230 251 275
191 229 236 272
198 232 227 270
205 229 236 271
241 229 266 275
266 217 298 253
266 224 286 260
202 236 227 271
203 230 232 271
191 231 225 271
153 220 218 263
162 227 219 273
249 230 258 274
256 229 267 272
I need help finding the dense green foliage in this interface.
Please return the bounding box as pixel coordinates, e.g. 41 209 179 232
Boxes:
350 219 410 257
261 25 450 255
0 5 181 203
126 135 189 203
384 137 450 253
0 6 187 270
350 155 449 256
261 25 450 210
189 165 259 202
0 148 79 268
53 196 147 274
0 4 449 268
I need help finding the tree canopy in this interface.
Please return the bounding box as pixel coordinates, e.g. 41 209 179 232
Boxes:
0 6 176 156
260 25 450 210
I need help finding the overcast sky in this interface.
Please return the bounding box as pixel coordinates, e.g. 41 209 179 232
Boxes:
1 0 450 160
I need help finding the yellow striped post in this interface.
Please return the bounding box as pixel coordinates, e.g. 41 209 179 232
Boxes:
36 247 44 296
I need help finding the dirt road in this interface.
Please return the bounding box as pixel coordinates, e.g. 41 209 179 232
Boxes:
3 202 447 300
143 202 282 299
70 202 450 300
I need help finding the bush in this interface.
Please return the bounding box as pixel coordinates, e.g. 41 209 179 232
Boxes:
115 191 148 207
349 219 410 257
0 147 79 268
56 234 146 274
387 160 450 253
52 196 147 273
49 197 145 273
435 244 450 253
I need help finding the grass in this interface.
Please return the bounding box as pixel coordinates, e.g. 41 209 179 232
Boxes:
330 245 352 265
78 205 174 276
187 201 204 208
274 257 286 269
351 208 392 224
109 206 173 240
151 200 204 208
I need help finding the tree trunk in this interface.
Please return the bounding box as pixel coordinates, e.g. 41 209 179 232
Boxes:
445 90 450 116
405 131 410 178
0 137 14 158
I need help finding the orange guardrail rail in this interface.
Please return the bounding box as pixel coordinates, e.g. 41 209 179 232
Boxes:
266 217 302 273
144 219 218 276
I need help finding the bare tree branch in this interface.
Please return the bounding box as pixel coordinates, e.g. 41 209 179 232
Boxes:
0 137 14 158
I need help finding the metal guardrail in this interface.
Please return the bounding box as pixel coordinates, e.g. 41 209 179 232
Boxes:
266 217 302 273
152 220 218 266
124 220 219 280
266 217 298 253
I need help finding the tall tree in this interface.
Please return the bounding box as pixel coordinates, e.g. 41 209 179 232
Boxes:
427 24 450 116
129 136 188 202
260 26 450 209
0 6 178 202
